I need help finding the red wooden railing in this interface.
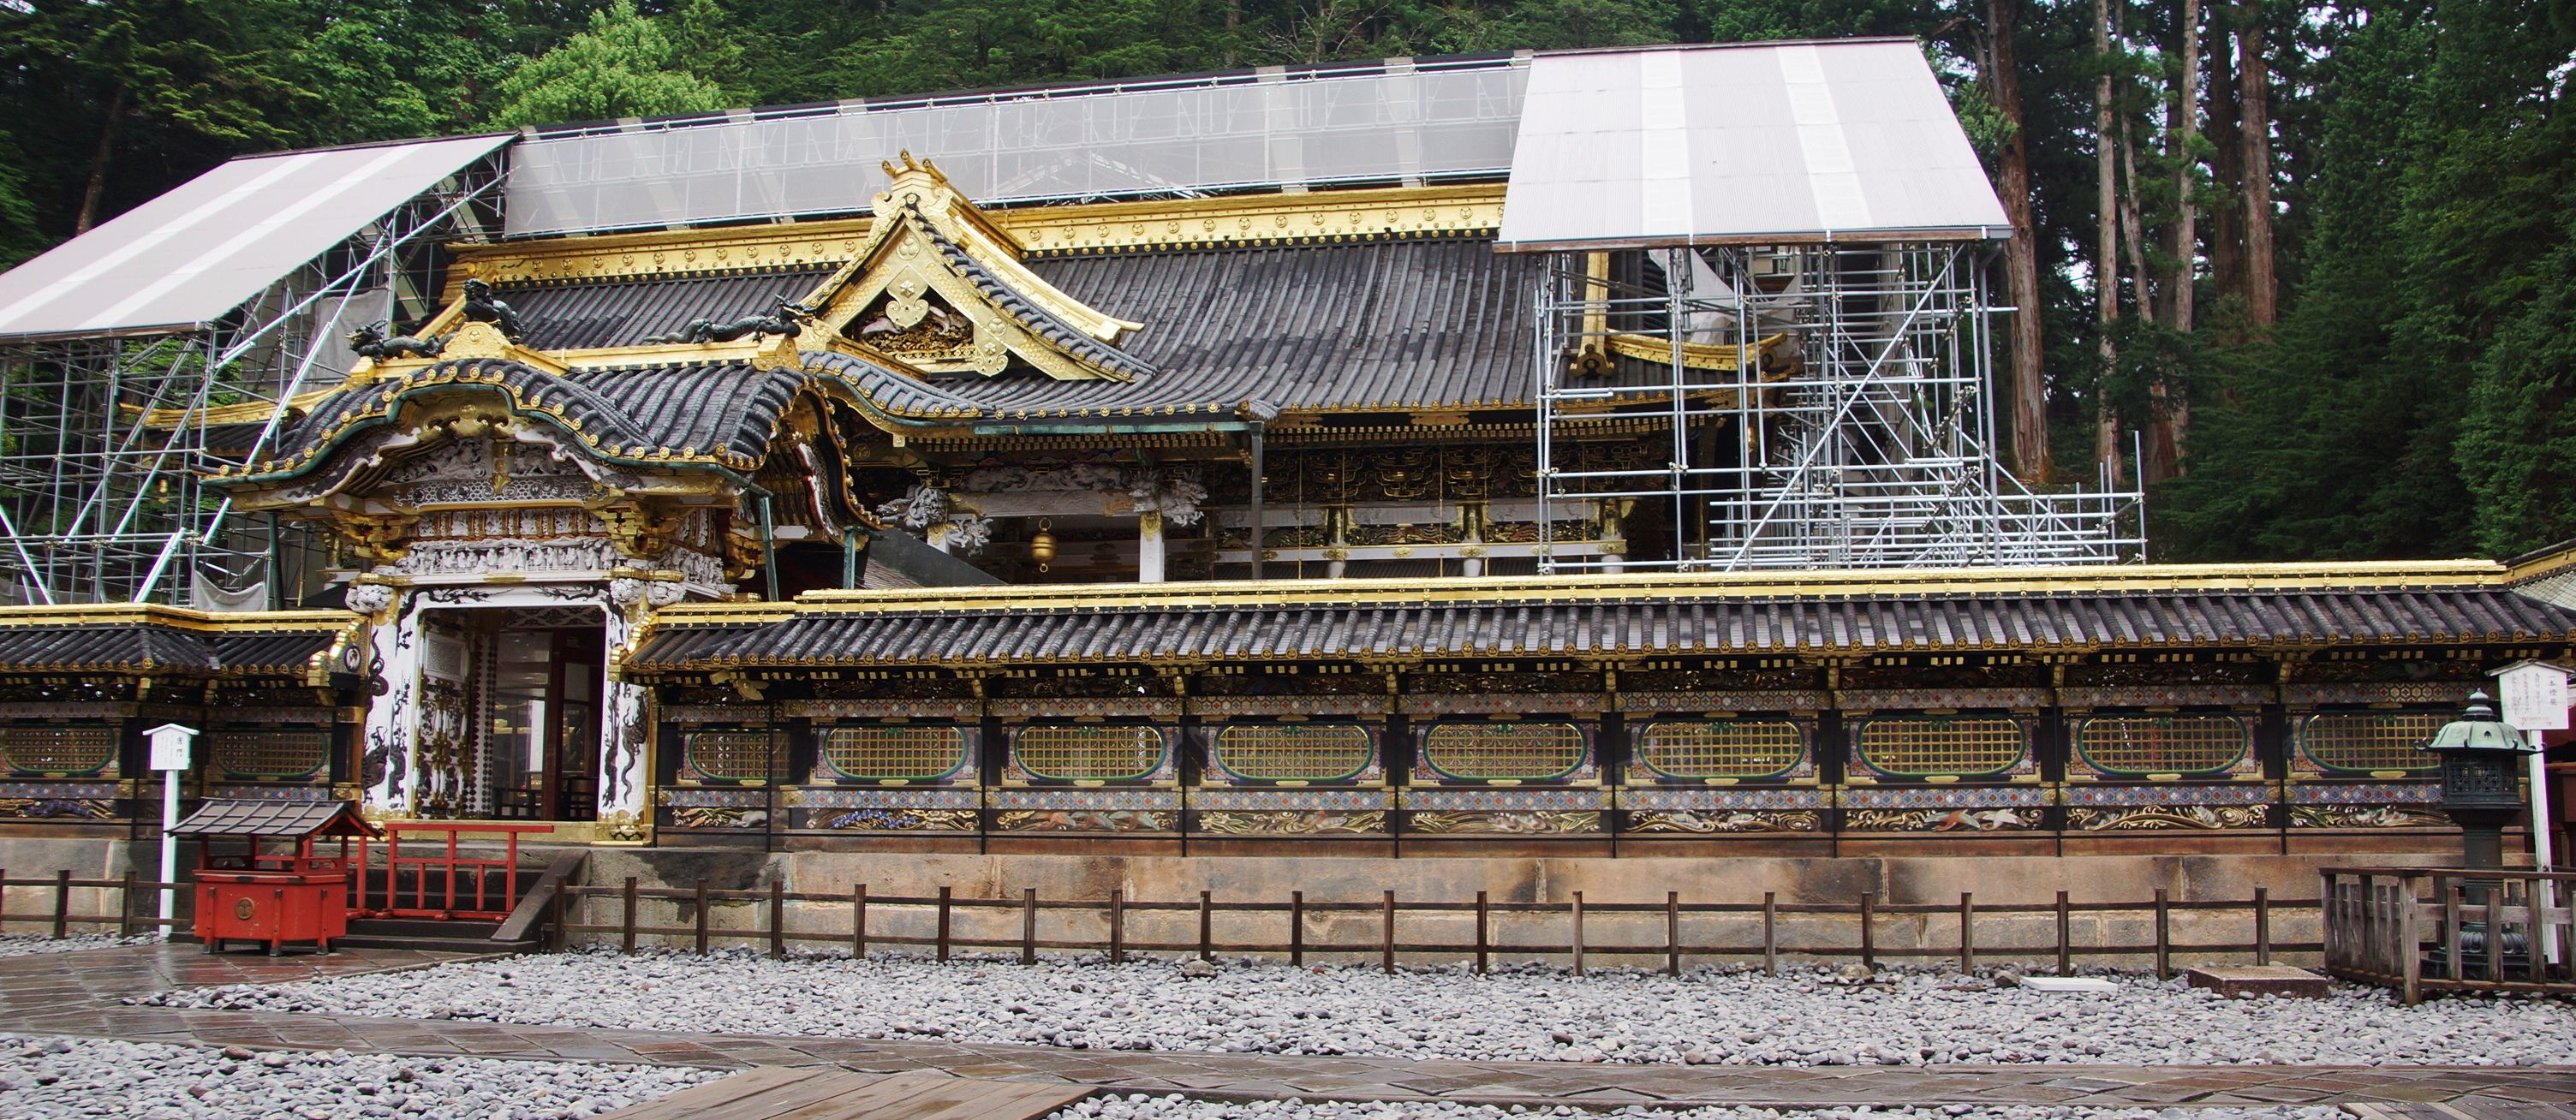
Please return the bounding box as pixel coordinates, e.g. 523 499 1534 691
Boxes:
364 822 554 920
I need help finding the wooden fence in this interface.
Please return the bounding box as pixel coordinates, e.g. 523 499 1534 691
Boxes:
2321 866 2575 1003
556 880 2316 978
0 869 185 939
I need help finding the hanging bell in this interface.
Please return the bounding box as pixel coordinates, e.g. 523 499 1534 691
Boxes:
1028 519 1057 571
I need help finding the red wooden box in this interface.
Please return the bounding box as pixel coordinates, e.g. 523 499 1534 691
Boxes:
194 870 349 955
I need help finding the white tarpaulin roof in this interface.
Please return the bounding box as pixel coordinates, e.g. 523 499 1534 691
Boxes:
0 134 510 342
1495 41 2009 250
504 60 1527 236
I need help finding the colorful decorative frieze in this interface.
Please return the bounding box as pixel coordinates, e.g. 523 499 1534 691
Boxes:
2282 682 2478 706
1619 786 1828 833
2287 780 2448 828
204 783 339 801
785 698 983 720
2056 685 2273 708
988 697 1182 720
2062 782 2274 831
1193 783 1392 835
657 786 769 829
1840 783 2050 831
1616 689 1833 713
1400 785 1607 835
990 787 1182 832
787 786 979 831
0 780 118 820
1187 695 1386 718
1398 692 1602 716
663 704 778 724
1839 688 2051 712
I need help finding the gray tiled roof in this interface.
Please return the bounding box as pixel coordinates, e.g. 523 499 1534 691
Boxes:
632 586 2576 669
497 266 838 350
0 623 334 675
170 797 376 838
260 357 814 467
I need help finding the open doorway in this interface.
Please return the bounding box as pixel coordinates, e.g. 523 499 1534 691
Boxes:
418 606 605 821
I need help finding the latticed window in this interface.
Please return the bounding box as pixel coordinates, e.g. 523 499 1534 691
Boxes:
1211 722 1374 783
2073 715 2251 777
0 725 116 775
1420 722 1587 782
818 725 968 781
1012 724 1166 782
209 728 331 778
1633 719 1804 780
2298 712 2444 773
683 730 776 782
1854 717 2024 777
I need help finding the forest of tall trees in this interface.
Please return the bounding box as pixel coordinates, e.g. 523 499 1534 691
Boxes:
1 0 2570 563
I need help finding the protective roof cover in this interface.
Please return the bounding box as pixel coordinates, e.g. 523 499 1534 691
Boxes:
0 134 510 342
504 60 1526 236
1496 41 2010 250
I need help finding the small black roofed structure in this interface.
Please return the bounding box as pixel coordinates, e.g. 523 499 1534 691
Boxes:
170 797 379 840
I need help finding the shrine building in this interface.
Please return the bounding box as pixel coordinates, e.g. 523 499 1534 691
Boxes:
0 41 2568 899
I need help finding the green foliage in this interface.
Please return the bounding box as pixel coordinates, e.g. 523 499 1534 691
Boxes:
489 0 732 128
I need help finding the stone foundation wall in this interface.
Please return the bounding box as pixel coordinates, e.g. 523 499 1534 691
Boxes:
574 849 2463 970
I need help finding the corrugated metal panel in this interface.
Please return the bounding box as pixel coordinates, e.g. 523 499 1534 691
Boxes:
1495 42 2009 250
502 267 836 350
633 588 2576 668
0 135 511 341
504 61 1526 236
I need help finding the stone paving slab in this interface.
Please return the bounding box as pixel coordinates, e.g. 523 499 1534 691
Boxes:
7 943 2574 1110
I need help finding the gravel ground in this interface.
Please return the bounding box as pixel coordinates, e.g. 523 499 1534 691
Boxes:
142 948 2576 1067
0 933 155 959
0 1033 719 1119
1048 1096 2347 1120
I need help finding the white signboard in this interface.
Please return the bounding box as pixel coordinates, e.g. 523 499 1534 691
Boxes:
143 723 197 771
2496 662 2572 732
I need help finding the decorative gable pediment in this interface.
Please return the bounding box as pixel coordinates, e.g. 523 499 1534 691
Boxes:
808 153 1153 383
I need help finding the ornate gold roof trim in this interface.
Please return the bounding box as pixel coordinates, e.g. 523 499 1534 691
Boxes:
446 185 1507 286
0 604 357 633
644 559 2520 625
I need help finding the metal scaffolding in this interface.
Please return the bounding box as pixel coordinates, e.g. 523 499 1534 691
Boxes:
0 162 504 606
1533 242 2143 572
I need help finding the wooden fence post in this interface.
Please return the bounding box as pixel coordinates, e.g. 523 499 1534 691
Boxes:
693 879 709 956
769 881 786 961
1474 891 1489 975
622 877 639 954
2054 891 2071 975
1762 891 1778 976
1287 891 1302 968
2152 888 2170 980
1666 891 1680 977
851 884 867 960
2252 886 2270 966
1108 889 1124 964
1023 888 1039 965
1 867 9 933
1958 892 1974 974
1381 891 1396 974
117 870 136 938
52 869 71 939
549 889 568 954
1571 891 1586 977
936 886 952 963
1857 891 1875 970
1197 890 1213 962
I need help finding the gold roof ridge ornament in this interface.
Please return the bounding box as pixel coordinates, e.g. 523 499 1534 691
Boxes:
787 152 1150 383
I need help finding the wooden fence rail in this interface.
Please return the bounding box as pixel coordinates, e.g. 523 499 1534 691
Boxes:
2321 866 2576 1003
558 880 2318 977
0 871 188 939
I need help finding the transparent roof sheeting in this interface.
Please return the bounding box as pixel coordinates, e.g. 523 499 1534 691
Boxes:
505 62 1529 236
1496 41 2010 250
0 134 510 342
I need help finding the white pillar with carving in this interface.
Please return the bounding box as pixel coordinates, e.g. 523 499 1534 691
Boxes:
344 582 417 819
599 576 683 841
